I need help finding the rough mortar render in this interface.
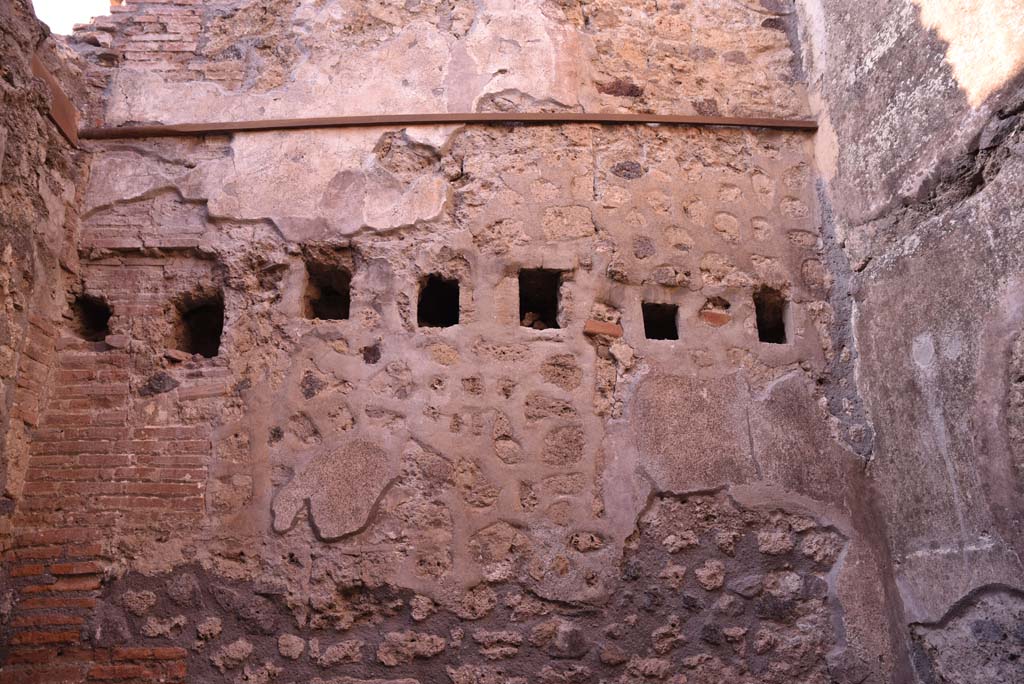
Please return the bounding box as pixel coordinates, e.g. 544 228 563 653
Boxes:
2 1 1023 683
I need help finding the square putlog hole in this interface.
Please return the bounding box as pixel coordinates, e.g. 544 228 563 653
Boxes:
172 294 224 358
642 302 679 340
71 294 111 342
418 274 460 327
754 287 787 344
304 261 351 320
519 268 562 330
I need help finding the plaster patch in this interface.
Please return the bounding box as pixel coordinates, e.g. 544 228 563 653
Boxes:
272 439 394 540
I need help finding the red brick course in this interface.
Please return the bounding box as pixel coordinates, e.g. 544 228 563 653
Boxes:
5 325 214 681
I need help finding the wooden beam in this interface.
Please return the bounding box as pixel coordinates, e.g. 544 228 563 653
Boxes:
80 111 817 140
31 54 80 147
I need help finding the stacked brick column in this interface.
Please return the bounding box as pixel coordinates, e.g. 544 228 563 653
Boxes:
77 1 223 87
6 315 58 431
2 341 210 682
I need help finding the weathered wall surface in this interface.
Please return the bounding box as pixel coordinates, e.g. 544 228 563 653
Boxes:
0 0 87 590
796 0 1024 680
5 0 990 682
73 0 809 126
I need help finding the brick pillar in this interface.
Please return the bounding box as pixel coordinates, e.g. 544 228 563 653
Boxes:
3 343 204 682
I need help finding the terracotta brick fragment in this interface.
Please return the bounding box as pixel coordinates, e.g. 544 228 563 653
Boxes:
10 630 80 645
699 309 732 327
22 576 102 593
87 663 152 680
11 614 86 628
19 597 98 610
10 563 46 577
583 320 624 337
49 561 103 576
113 646 188 661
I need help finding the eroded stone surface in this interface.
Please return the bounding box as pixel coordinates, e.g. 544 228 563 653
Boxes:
272 440 395 540
88 492 848 682
797 0 1024 677
912 588 1024 683
7 0 1021 682
84 0 808 128
632 374 757 493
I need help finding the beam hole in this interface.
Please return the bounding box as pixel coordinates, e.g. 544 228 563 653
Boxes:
304 260 351 320
418 274 459 328
519 268 563 330
754 287 787 344
71 294 111 342
172 293 224 358
642 302 679 340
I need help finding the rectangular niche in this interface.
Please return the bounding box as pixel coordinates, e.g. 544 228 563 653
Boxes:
304 257 352 321
642 302 679 340
418 274 460 327
171 292 224 358
71 294 111 342
754 287 787 344
519 268 563 330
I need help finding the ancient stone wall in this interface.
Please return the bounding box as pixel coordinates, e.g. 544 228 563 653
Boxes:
0 0 88 583
6 0 1022 682
796 0 1024 680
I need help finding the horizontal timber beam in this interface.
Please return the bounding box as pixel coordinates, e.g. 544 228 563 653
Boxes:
80 112 818 140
